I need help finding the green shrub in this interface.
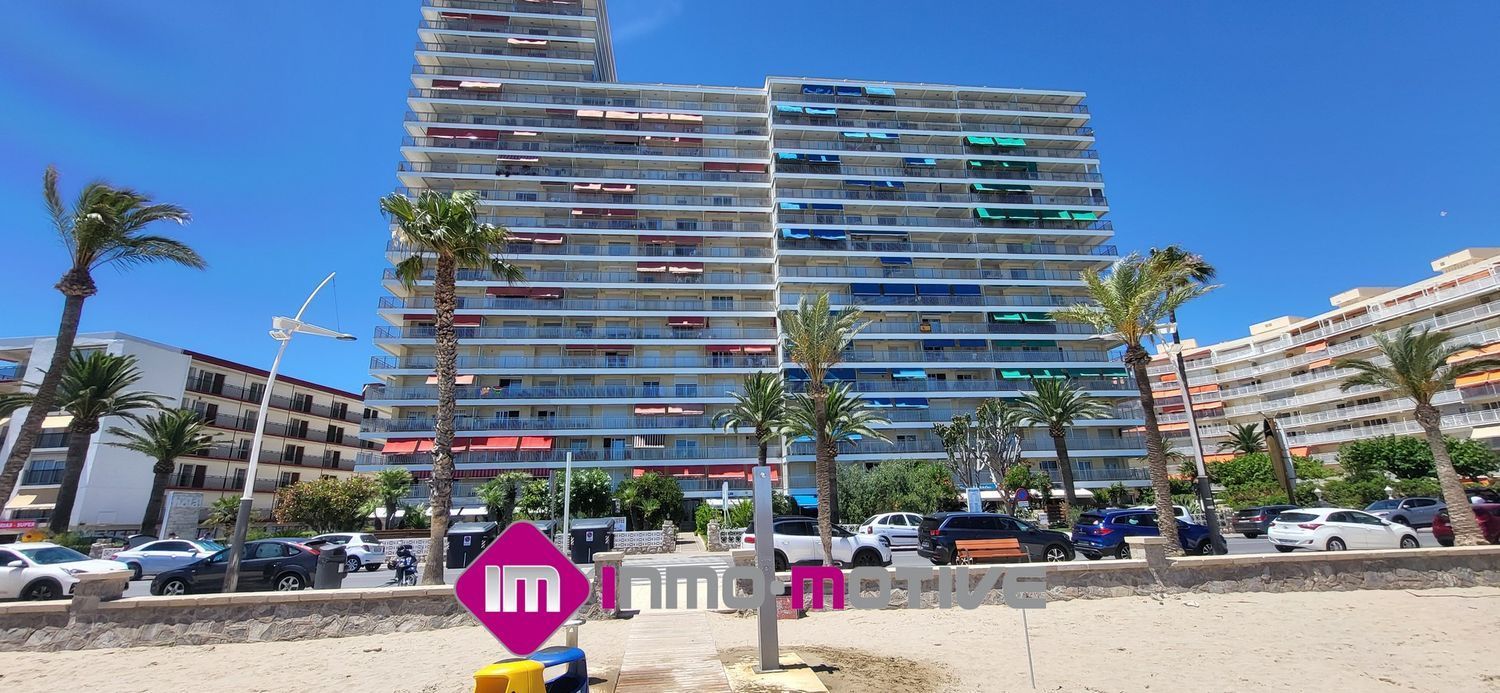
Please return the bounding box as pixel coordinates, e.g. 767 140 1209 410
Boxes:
1319 478 1390 508
48 532 99 553
1393 477 1441 498
1338 435 1499 480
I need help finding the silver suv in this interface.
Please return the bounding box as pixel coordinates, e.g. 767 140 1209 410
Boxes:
1364 497 1445 527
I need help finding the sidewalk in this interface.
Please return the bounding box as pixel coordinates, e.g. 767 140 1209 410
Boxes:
613 610 731 692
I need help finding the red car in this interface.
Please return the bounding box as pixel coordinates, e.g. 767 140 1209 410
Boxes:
1432 503 1500 546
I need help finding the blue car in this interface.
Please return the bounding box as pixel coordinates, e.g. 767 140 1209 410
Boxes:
1071 509 1213 559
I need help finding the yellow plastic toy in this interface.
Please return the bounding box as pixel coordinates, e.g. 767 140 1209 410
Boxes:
472 659 545 693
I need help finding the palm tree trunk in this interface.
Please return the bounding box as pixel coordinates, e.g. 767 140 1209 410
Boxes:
424 253 458 584
140 463 172 535
1124 344 1182 555
0 285 91 506
1050 429 1078 508
385 499 400 530
1416 403 1482 545
814 394 834 566
49 419 98 534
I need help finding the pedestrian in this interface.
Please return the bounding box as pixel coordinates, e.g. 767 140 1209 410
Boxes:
166 532 179 540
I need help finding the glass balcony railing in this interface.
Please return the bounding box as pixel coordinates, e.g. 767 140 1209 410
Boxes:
380 296 776 312
403 186 769 208
787 434 1142 457
774 213 1111 233
777 238 1115 258
857 321 1100 336
409 88 766 113
415 40 597 62
778 266 1084 282
382 267 775 285
366 414 721 434
405 136 766 159
776 162 1102 184
368 384 736 401
782 293 1088 309
362 445 774 468
425 0 590 18
387 239 772 258
404 107 768 137
419 19 597 39
776 188 1106 207
774 139 1098 159
373 325 776 341
772 116 1093 137
370 354 775 371
400 160 768 184
785 377 1137 396
464 216 770 233
824 349 1116 364
776 92 1089 116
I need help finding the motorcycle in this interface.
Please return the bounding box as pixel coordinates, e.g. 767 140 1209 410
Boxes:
389 544 419 586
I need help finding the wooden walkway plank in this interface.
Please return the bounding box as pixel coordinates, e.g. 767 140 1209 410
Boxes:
613 610 732 692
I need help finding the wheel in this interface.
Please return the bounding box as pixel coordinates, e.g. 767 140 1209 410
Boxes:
1043 545 1070 562
1274 546 1295 553
1326 537 1346 552
344 556 362 573
274 572 306 591
1438 538 1455 547
20 579 61 601
1391 516 1410 526
1114 543 1131 560
1399 535 1419 549
1083 553 1101 561
365 564 380 572
127 562 142 581
1241 532 1259 539
1197 540 1216 556
851 549 882 567
773 551 789 572
157 578 189 596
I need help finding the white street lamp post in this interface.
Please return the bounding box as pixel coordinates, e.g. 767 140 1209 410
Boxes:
222 272 355 593
1157 324 1226 553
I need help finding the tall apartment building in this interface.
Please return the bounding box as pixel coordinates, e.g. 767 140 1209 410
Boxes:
0 332 380 532
363 0 1147 513
1146 248 1500 463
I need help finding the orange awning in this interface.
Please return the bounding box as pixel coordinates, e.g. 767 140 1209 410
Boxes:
1160 372 1178 383
743 346 774 354
1193 401 1223 412
1159 422 1189 432
1290 446 1310 457
667 316 708 328
1204 453 1235 463
1304 340 1328 353
518 436 553 450
382 440 419 455
1188 384 1219 396
1450 343 1500 363
468 437 519 451
1457 370 1500 389
1308 358 1334 370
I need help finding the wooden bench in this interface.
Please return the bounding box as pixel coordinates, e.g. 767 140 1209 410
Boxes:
954 538 1029 565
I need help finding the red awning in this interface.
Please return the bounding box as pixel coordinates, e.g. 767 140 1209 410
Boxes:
667 405 704 415
667 316 708 328
427 127 498 140
487 286 530 297
635 404 668 415
402 313 433 322
382 440 419 455
510 232 564 244
518 436 553 450
638 235 701 245
667 262 704 274
743 345 774 354
707 345 744 353
452 315 482 326
414 440 434 453
425 374 475 385
468 436 519 451
636 262 669 273
703 162 739 172
531 287 563 299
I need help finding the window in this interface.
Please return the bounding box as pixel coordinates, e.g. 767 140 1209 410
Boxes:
1328 512 1352 523
776 520 814 536
993 516 1024 531
282 445 305 464
175 464 208 488
289 419 309 439
1406 498 1436 508
0 550 20 565
235 439 252 460
331 402 349 420
21 459 64 486
153 541 194 553
252 543 285 559
362 408 379 421
232 468 247 490
674 439 699 456
247 382 265 403
1116 513 1155 528
292 393 314 413
324 450 342 469
278 472 301 487
642 381 661 397
885 515 909 527
1349 512 1385 526
326 425 344 444
674 383 698 397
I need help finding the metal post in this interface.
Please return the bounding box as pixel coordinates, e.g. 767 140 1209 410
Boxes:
1170 350 1225 554
752 464 780 673
561 451 573 540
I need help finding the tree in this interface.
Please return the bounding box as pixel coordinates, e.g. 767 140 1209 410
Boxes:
1334 325 1500 546
1339 435 1499 481
780 294 866 564
712 371 787 468
1217 423 1265 455
476 471 533 525
380 189 525 584
783 380 888 563
372 468 414 529
615 471 684 529
1207 452 1330 489
564 468 615 518
1013 378 1110 507
835 460 960 523
935 400 1027 509
517 478 551 519
1053 253 1216 555
1 351 166 532
0 168 201 509
205 496 240 535
1003 464 1051 515
105 409 217 535
272 476 379 533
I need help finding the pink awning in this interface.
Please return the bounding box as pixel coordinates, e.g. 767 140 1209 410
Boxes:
468 437 519 451
667 405 704 415
425 374 475 385
667 316 708 327
382 440 420 455
635 405 668 415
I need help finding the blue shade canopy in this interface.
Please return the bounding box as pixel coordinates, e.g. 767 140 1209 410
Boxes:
882 284 916 295
804 107 838 116
813 229 847 241
865 86 896 96
802 84 834 94
780 228 811 239
922 339 955 347
836 86 863 96
903 157 936 166
918 284 950 295
894 398 929 408
792 494 818 506
957 339 987 347
953 285 982 296
851 283 882 295
879 256 912 265
775 104 804 114
866 397 894 408
894 369 928 379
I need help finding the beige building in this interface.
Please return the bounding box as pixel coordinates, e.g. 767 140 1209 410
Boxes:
1147 248 1500 464
0 332 381 532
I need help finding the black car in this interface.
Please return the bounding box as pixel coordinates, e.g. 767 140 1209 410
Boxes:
1231 505 1298 538
916 512 1074 564
150 538 318 596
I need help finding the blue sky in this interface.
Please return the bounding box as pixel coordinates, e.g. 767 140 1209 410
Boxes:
1 1 1496 392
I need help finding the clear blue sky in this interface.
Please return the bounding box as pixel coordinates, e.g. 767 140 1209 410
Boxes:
2 1 1496 392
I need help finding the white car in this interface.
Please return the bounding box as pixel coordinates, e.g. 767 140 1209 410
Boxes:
1267 508 1420 552
744 516 892 571
857 512 924 549
307 533 386 572
1132 504 1197 524
0 542 131 600
110 539 225 579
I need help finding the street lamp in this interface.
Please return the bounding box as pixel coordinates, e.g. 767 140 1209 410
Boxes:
222 272 356 592
1156 323 1227 554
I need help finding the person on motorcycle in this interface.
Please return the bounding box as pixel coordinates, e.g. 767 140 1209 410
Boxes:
394 544 418 586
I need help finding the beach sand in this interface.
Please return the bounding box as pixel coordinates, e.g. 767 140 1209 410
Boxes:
3 587 1498 692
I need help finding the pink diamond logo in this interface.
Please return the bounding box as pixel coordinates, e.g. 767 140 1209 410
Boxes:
454 522 591 655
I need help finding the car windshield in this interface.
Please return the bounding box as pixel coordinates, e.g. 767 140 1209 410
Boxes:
1076 513 1104 526
1235 509 1262 517
1277 512 1320 523
205 549 230 564
17 546 90 565
1366 500 1401 510
195 540 225 551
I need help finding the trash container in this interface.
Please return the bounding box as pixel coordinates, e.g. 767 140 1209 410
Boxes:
314 544 348 590
568 518 614 564
446 521 500 569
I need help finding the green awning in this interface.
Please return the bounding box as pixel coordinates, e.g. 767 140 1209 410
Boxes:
1021 313 1055 323
965 136 996 146
995 137 1027 147
1070 211 1098 221
1000 369 1027 379
991 312 1025 322
974 208 1002 220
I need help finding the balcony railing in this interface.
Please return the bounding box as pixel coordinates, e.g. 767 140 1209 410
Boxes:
382 268 775 285
408 88 766 113
779 266 1083 282
374 325 776 341
858 321 1100 336
788 434 1142 457
774 139 1098 159
1045 466 1152 482
424 0 590 17
780 93 1089 116
783 293 1088 308
405 108 766 137
370 354 775 371
416 40 598 62
168 474 294 494
404 136 765 159
776 188 1107 208
411 64 594 83
772 116 1093 137
182 380 363 424
381 296 776 312
418 20 597 39
1284 407 1500 447
368 384 738 402
366 414 723 434
459 216 770 233
194 411 365 448
785 377 1137 396
399 161 769 183
774 213 1112 233
362 445 775 468
776 162 1103 184
823 349 1116 364
777 238 1115 258
406 186 770 209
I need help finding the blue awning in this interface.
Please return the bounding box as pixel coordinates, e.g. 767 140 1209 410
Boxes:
868 132 900 140
855 368 886 375
866 86 896 96
866 397 894 408
903 157 936 166
923 339 955 348
854 229 909 238
841 131 869 139
792 436 813 444
785 368 809 381
792 494 818 507
810 203 844 210
779 202 807 210
802 84 834 95
836 86 863 96
883 284 916 295
804 107 837 117
851 283 882 296
776 152 803 161
918 284 950 296
775 104 804 114
846 433 864 441
779 228 811 239
827 368 855 381
894 398 929 408
953 285 982 296
894 369 928 379
813 229 847 241
957 339 987 348
844 179 872 186
879 256 912 265
805 154 841 163
872 180 904 189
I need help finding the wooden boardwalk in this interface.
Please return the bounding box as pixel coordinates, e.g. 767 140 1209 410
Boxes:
613 610 732 692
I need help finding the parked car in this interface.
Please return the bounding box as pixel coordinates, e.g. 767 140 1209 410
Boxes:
1465 487 1500 504
0 542 130 600
1130 504 1197 524
149 538 319 595
307 532 386 572
1433 503 1500 546
1364 497 1445 527
743 516 891 571
110 539 225 580
1071 509 1213 559
916 512 1074 564
1267 508 1420 552
1231 505 1299 538
857 512 924 549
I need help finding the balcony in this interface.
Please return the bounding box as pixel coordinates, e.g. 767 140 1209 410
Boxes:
365 414 724 434
821 348 1116 365
777 238 1114 259
406 186 770 209
782 293 1088 309
373 325 776 341
774 213 1111 234
370 354 775 371
786 377 1138 398
404 109 767 137
183 379 362 424
195 411 365 448
458 216 770 234
382 267 775 286
787 433 1144 457
772 116 1093 137
404 136 765 160
363 445 776 468
381 296 776 313
774 139 1098 160
778 93 1089 116
858 321 1100 337
775 162 1103 184
0 365 19 382
399 162 768 185
419 20 596 39
779 266 1083 283
776 188 1106 208
367 384 739 402
1045 466 1152 483
1284 407 1500 448
408 88 766 114
424 0 590 18
168 474 286 494
415 40 597 63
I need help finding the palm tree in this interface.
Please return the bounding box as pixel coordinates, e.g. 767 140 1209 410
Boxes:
1053 254 1216 555
205 496 240 535
783 381 889 563
380 189 524 585
476 472 531 525
1217 423 1265 455
105 409 217 535
1334 325 1500 545
711 371 787 468
1013 378 1111 507
0 168 200 508
0 352 165 532
373 468 414 529
780 294 865 563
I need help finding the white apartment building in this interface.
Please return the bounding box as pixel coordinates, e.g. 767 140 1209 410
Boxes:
363 0 1147 512
1147 248 1500 464
0 332 380 532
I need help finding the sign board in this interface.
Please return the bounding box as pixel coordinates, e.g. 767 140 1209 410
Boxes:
1015 488 1030 501
0 520 37 531
453 522 590 655
978 482 998 491
161 491 204 539
965 487 983 513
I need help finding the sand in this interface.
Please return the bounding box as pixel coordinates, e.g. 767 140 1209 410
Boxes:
3 587 1499 692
